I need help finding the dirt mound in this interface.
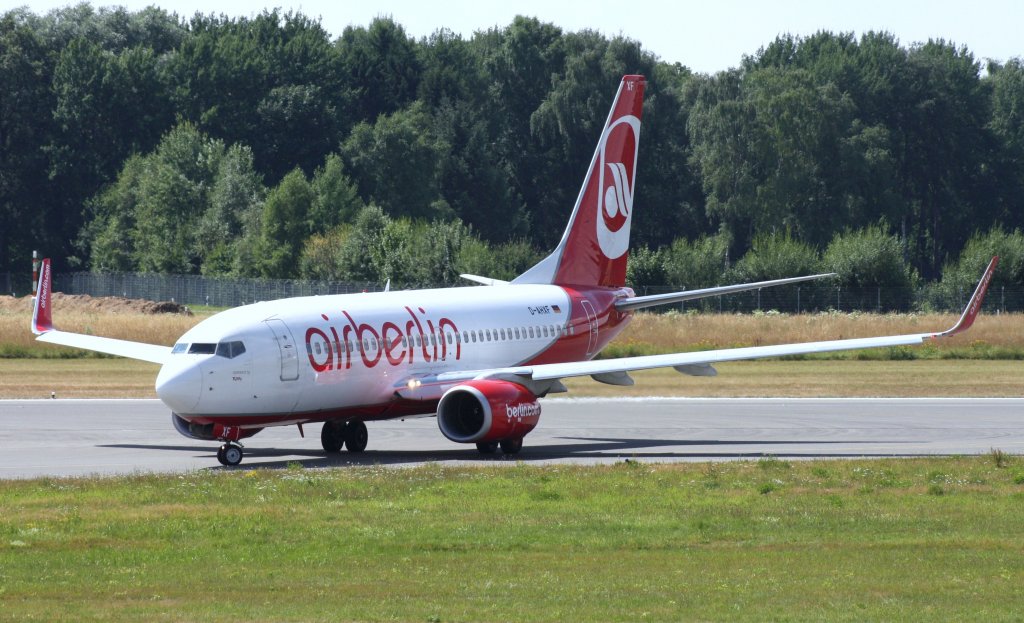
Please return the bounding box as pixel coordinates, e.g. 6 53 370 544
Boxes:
0 293 193 316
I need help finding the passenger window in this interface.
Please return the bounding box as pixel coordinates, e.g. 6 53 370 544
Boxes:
447 333 453 345
514 328 520 339
528 327 535 339
500 329 506 340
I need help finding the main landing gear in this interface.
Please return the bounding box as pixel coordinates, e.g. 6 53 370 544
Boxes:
475 438 524 455
216 442 244 466
321 420 369 454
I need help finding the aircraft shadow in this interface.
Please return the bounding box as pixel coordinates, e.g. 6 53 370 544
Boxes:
101 436 927 471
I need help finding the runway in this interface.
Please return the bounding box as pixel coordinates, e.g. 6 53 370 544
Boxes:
1 397 1023 478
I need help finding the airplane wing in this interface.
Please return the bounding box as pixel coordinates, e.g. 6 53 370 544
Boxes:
31 259 172 365
395 257 998 400
615 273 836 312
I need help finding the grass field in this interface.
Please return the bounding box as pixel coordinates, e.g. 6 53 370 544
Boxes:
2 458 1024 622
3 294 1024 361
1 358 1021 399
2 301 1023 621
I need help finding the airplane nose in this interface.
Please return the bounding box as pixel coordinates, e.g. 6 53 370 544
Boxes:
156 363 202 414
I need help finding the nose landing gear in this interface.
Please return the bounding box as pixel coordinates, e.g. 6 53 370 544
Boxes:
216 442 244 466
212 424 246 466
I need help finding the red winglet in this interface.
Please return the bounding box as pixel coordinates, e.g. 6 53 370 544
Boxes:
936 256 998 338
31 258 53 335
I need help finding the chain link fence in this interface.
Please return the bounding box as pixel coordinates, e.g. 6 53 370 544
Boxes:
4 270 1022 314
56 272 389 307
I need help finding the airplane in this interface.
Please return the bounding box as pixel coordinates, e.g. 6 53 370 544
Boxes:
30 74 998 466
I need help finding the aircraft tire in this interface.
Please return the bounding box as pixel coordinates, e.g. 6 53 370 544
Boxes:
344 421 368 453
216 445 227 465
222 443 243 466
476 441 499 454
500 438 523 454
321 421 345 453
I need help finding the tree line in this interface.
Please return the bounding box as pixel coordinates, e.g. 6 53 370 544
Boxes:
2 4 1023 296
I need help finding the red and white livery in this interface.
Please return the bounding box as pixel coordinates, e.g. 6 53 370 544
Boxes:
31 75 998 465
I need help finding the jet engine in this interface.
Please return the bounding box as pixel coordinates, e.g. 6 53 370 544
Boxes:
171 413 261 441
436 380 541 443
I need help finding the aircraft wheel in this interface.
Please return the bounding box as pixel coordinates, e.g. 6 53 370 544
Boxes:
344 421 368 453
216 445 227 465
500 438 523 455
221 443 243 466
476 441 499 454
321 421 345 453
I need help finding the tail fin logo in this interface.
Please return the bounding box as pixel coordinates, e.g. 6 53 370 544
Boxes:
596 115 641 259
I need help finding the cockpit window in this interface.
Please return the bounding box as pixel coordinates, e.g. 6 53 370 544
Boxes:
216 341 246 359
188 343 216 355
172 343 188 354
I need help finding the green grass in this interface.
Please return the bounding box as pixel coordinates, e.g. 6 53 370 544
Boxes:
3 458 1024 621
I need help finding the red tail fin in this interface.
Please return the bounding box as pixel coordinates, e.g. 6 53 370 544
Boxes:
514 75 645 288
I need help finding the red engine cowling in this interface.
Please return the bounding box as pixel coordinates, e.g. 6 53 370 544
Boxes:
436 380 541 443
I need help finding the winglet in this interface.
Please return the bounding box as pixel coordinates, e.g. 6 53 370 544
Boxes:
934 256 998 338
31 258 53 335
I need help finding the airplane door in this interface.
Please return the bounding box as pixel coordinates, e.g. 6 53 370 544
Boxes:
580 299 599 357
264 319 299 381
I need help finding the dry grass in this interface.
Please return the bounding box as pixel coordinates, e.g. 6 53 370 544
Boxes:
1 294 1022 398
0 359 160 398
0 359 1019 399
616 310 1024 352
0 294 201 357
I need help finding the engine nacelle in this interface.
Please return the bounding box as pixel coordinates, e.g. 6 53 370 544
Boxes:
171 413 261 441
437 380 541 443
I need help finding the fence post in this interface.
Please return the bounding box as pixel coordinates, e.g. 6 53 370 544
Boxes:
877 287 881 313
797 286 801 314
836 286 841 311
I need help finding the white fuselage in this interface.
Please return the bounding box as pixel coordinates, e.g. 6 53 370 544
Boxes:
155 285 604 426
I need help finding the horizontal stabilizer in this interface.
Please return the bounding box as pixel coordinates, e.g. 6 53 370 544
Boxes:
615 273 836 312
460 274 509 286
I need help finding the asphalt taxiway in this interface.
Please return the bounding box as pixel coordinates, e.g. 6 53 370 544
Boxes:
1 397 1022 478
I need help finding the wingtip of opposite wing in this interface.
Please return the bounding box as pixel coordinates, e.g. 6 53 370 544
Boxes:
30 258 53 335
934 255 999 339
